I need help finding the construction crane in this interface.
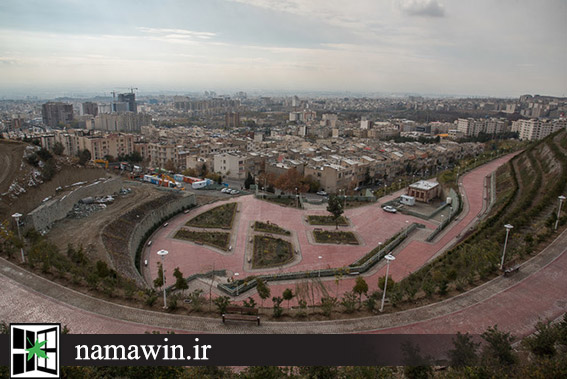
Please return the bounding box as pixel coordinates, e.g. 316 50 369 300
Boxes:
115 87 138 94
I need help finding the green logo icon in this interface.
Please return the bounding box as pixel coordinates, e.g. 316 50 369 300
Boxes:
25 337 49 361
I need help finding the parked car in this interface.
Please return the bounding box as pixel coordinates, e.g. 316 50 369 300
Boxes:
230 190 239 195
382 205 397 213
221 187 229 193
163 222 169 227
316 190 328 196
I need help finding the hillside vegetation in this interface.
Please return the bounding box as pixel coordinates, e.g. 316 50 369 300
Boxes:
392 130 567 306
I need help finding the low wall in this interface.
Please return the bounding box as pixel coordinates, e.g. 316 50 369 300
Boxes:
128 193 196 286
26 178 123 232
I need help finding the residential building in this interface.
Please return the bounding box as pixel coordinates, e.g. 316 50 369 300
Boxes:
42 102 73 127
214 153 247 179
514 118 566 141
81 102 98 117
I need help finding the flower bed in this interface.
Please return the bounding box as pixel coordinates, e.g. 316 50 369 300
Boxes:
252 235 293 269
253 221 291 236
185 203 236 229
313 230 359 245
174 229 231 251
307 215 348 226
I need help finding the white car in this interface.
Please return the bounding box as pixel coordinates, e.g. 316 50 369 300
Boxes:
382 205 397 213
316 190 328 196
230 190 239 195
221 187 229 193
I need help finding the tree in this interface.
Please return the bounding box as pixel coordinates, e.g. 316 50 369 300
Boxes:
186 289 204 312
402 341 433 379
256 278 271 308
341 291 357 313
153 263 164 288
199 163 208 177
95 260 110 278
41 159 57 181
52 142 64 155
321 296 337 317
244 172 254 190
523 320 558 357
272 296 283 318
78 149 91 165
274 168 308 193
37 148 53 161
164 159 176 172
282 288 294 309
481 325 517 366
173 267 188 293
213 296 231 315
449 332 480 367
326 194 344 230
378 275 395 291
353 277 368 307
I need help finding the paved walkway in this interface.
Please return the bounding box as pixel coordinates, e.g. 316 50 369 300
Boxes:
0 227 565 336
0 153 565 336
143 155 514 306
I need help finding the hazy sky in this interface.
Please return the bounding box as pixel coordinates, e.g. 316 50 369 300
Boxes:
0 0 566 97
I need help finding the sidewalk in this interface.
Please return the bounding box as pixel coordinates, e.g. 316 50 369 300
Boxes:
0 226 565 335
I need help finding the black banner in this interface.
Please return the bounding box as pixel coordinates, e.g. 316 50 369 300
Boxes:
0 334 478 367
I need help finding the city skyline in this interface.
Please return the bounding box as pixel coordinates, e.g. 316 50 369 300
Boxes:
0 0 566 98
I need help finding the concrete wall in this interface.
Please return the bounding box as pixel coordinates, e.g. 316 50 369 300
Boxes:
127 192 196 286
26 178 124 232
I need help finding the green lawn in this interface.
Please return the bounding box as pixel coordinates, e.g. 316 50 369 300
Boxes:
186 203 236 229
174 229 231 251
252 235 294 269
313 230 359 245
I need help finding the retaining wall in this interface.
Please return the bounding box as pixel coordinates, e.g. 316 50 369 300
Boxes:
26 178 123 232
128 193 196 286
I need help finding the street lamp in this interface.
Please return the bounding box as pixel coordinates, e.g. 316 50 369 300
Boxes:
234 272 240 296
295 187 299 208
405 220 410 236
318 256 323 277
555 195 566 231
11 213 24 263
380 254 396 312
500 224 513 270
157 249 169 309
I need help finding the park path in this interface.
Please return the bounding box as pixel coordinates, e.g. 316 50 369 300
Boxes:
0 152 565 336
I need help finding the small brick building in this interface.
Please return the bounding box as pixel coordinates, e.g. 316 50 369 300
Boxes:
407 180 440 203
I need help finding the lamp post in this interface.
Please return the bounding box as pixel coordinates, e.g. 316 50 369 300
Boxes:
318 256 323 278
405 220 410 236
380 254 396 312
295 187 299 208
157 249 169 309
555 195 566 231
234 272 240 296
500 224 513 270
11 213 24 263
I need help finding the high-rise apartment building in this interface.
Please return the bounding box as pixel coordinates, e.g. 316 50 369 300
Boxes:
513 119 566 141
82 102 98 117
117 93 137 113
42 102 74 127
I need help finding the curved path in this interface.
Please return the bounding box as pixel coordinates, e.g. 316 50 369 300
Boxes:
0 155 565 336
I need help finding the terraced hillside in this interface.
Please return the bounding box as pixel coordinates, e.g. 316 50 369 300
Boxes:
394 130 567 306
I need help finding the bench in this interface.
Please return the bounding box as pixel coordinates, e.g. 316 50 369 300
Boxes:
503 264 520 276
222 314 260 325
225 306 259 315
222 306 260 325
